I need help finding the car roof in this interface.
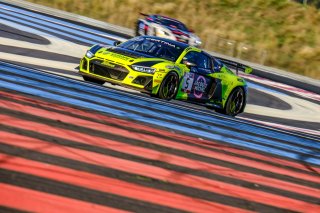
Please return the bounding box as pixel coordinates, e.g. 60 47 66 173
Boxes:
139 35 191 49
151 14 182 23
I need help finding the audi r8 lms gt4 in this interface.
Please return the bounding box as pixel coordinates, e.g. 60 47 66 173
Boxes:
135 13 202 47
79 36 252 116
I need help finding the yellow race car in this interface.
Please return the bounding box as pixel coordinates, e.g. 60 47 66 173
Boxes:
79 36 252 116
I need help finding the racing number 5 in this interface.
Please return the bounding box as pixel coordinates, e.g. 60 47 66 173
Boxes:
182 72 194 93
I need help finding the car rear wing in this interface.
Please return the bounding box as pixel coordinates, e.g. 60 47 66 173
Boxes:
139 12 149 16
216 57 253 75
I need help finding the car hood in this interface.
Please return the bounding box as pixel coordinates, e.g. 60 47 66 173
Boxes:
95 47 166 65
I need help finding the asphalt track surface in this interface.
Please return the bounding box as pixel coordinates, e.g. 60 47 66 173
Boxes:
0 2 320 213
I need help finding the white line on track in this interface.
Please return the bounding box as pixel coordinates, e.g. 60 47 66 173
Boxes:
0 19 89 55
241 117 320 136
0 52 78 71
241 73 320 102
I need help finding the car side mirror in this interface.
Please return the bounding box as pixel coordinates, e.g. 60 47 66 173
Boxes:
113 40 121 46
183 59 196 68
244 66 253 74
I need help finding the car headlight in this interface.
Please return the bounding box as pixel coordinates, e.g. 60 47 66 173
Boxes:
86 50 94 58
195 40 202 45
156 28 170 36
132 65 156 74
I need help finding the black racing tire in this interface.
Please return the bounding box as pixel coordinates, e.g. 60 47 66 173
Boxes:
135 21 140 36
157 72 179 100
83 76 105 85
221 87 245 116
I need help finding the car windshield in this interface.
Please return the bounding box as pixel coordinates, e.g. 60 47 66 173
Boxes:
119 37 186 62
157 18 189 31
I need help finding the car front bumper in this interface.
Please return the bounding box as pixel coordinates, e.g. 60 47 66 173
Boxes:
79 57 154 92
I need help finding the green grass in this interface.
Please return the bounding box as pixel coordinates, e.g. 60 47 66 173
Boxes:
27 0 320 80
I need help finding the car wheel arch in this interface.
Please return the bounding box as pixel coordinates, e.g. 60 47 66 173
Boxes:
156 71 180 100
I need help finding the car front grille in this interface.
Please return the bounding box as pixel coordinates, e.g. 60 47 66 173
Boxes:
89 59 128 81
132 76 153 89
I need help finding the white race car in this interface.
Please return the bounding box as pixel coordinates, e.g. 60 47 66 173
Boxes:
135 13 202 47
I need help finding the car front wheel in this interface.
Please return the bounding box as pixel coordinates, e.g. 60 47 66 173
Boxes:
158 72 179 100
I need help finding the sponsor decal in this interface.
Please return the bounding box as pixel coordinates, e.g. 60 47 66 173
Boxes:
156 73 163 78
133 36 145 41
146 38 176 48
166 65 181 71
110 53 131 61
181 72 194 93
193 75 207 99
102 61 115 68
191 67 197 73
185 47 193 52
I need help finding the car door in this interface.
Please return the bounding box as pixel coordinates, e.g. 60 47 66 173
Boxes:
180 51 217 102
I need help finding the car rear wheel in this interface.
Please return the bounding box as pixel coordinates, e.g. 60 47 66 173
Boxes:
83 76 105 85
158 72 179 100
135 22 141 36
222 87 245 116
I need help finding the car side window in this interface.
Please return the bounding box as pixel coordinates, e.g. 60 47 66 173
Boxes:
196 53 211 69
213 58 222 72
182 52 212 70
182 51 198 65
